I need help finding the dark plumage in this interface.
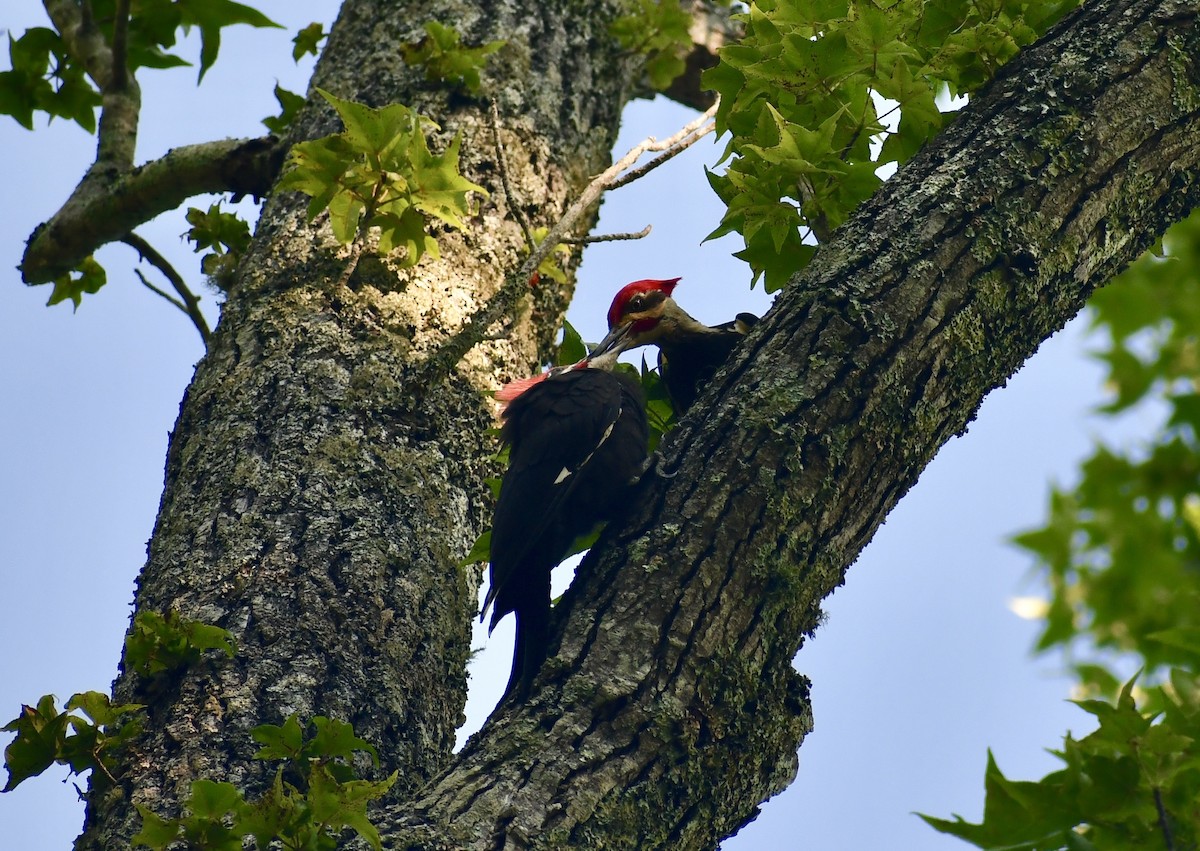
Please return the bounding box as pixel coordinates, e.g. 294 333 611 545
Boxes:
599 278 757 415
484 360 648 700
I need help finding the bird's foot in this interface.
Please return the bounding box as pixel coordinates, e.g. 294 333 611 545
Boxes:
631 450 679 485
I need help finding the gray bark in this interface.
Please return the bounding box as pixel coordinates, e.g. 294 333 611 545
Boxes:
64 0 1200 848
376 0 1200 846
76 0 636 847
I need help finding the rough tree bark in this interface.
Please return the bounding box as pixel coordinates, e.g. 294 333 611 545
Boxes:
58 0 1198 848
380 0 1200 846
75 0 645 847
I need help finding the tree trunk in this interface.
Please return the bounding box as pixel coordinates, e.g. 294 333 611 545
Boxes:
77 0 638 847
75 0 1200 848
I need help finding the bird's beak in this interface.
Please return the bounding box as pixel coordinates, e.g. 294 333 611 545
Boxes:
589 322 634 360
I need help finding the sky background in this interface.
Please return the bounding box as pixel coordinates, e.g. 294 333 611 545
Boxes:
0 2 1156 848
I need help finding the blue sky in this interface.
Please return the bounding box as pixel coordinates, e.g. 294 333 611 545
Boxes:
0 2 1144 848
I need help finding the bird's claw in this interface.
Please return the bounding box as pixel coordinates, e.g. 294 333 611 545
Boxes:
631 450 679 485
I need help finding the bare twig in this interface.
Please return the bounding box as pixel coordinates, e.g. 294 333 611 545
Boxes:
560 225 652 244
607 116 715 190
422 101 720 379
133 269 187 311
335 242 366 290
490 100 536 251
796 175 833 243
1154 788 1175 851
121 234 213 344
515 98 717 283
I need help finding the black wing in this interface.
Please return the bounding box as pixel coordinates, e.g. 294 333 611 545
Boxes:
658 319 751 414
484 368 647 629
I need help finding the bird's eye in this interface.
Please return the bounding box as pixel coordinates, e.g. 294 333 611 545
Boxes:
629 295 644 310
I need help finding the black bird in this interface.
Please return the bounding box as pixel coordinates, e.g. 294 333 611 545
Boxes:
598 278 757 414
483 344 649 700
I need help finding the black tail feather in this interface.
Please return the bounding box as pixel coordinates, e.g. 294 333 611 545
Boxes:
501 602 549 703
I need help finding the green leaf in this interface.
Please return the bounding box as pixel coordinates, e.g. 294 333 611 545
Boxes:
293 22 327 61
408 133 487 230
46 256 106 309
558 319 587 366
307 717 379 766
2 696 68 791
919 751 1084 848
64 691 142 729
188 779 244 819
177 0 282 81
132 805 181 850
252 714 306 761
262 83 306 134
460 529 492 567
239 769 302 849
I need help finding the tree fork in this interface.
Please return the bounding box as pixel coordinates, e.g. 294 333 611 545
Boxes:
378 0 1200 847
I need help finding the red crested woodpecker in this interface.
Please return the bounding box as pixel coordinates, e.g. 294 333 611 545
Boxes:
483 342 649 700
595 278 757 414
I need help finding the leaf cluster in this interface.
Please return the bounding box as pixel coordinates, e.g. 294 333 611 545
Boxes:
124 609 237 678
186 202 252 284
703 0 1075 291
610 0 695 91
279 89 486 267
0 0 281 133
399 21 503 95
0 28 102 131
133 715 395 851
2 692 143 793
933 211 1200 847
1012 210 1200 695
923 673 1200 849
47 256 107 309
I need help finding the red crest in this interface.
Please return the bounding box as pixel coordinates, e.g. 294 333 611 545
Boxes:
606 278 681 329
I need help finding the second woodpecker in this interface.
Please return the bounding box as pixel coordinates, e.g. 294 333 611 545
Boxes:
598 278 757 414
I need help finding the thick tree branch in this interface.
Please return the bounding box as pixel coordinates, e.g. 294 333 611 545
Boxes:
665 1 742 111
378 0 1200 846
20 136 287 284
44 0 114 88
45 0 142 170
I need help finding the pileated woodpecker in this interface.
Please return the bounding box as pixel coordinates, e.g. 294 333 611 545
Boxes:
483 343 649 700
598 278 757 414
